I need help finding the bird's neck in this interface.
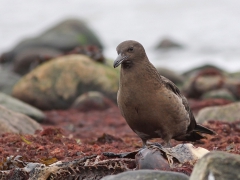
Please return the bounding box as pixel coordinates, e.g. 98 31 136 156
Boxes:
120 58 162 90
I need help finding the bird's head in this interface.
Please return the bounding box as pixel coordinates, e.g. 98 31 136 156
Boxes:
113 40 146 69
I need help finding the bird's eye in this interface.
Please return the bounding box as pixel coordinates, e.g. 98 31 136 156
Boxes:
128 47 134 52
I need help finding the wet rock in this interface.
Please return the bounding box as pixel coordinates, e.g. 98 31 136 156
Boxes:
71 91 115 111
0 68 20 95
13 47 62 75
156 67 185 85
155 38 184 50
196 102 240 123
0 92 45 122
201 89 236 101
190 151 240 180
0 105 42 134
1 18 103 67
135 148 170 170
12 54 119 110
101 170 189 180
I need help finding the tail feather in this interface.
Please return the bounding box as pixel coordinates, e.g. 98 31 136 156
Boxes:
195 124 216 135
174 124 216 142
174 131 206 141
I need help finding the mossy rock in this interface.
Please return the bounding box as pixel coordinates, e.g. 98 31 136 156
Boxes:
196 102 240 123
12 55 119 110
190 151 240 180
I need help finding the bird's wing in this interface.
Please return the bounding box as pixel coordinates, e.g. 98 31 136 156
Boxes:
160 76 181 97
160 75 197 132
161 75 216 136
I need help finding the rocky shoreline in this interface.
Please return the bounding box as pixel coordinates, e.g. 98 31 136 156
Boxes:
0 18 240 180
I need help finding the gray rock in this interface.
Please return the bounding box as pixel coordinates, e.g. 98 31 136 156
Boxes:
13 47 62 75
1 18 103 66
196 102 240 123
155 38 184 50
0 92 45 122
101 170 189 180
201 89 236 101
12 54 119 110
0 67 20 95
190 151 240 180
0 105 42 134
71 91 115 111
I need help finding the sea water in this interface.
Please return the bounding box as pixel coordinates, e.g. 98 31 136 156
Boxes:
0 0 240 73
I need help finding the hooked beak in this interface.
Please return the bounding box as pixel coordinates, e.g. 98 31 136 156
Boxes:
113 54 128 68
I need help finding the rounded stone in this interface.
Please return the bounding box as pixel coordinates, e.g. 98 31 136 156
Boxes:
12 54 119 110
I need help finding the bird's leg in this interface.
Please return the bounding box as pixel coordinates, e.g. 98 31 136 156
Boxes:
141 139 147 148
164 141 172 148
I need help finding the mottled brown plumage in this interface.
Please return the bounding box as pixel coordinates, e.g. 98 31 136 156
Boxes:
113 40 215 147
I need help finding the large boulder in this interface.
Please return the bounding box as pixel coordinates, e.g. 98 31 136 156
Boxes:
101 170 189 180
1 18 103 74
12 55 119 110
196 102 240 123
190 151 240 180
0 92 45 122
0 105 42 134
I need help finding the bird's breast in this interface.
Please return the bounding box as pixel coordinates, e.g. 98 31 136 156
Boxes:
118 85 190 138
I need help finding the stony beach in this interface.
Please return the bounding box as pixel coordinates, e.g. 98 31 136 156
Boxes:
0 18 240 180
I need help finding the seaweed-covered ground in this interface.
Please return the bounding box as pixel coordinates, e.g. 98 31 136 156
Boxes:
0 106 240 175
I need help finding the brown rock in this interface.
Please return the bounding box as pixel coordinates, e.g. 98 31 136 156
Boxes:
0 105 42 134
135 147 170 170
71 91 116 112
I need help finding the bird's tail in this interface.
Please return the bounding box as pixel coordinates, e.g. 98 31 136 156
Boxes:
174 124 216 142
194 124 216 135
